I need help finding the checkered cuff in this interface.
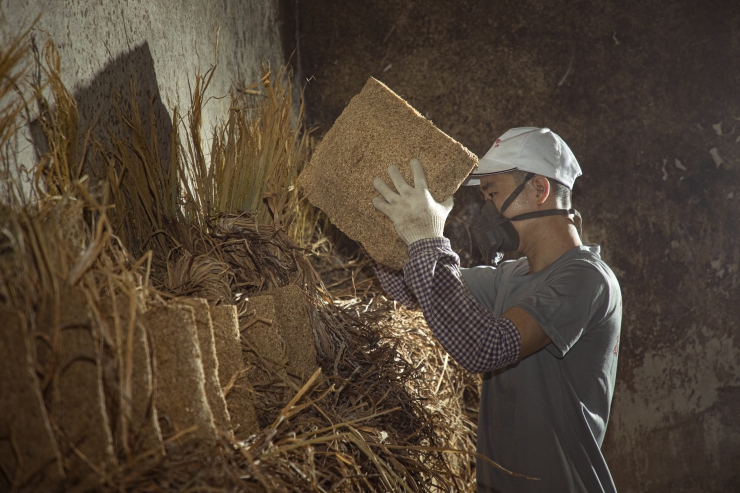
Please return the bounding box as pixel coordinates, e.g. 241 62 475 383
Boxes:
402 237 521 373
373 260 420 308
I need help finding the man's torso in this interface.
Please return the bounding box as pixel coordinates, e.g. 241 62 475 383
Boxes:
461 245 622 493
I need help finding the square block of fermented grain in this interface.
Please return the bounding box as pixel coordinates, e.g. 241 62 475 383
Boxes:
178 299 232 437
37 288 116 487
101 295 163 457
256 285 317 382
242 295 285 379
143 304 217 442
298 77 478 270
242 295 287 426
210 305 259 438
0 306 63 490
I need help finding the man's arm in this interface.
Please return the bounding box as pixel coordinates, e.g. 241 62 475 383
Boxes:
501 306 552 359
371 158 551 370
372 261 420 309
404 237 527 373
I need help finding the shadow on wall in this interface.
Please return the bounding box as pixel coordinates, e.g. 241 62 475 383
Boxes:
32 41 173 175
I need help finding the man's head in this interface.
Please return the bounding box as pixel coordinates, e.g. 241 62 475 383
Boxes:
469 128 581 258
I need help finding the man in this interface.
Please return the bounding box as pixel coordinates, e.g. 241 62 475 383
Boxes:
371 127 622 492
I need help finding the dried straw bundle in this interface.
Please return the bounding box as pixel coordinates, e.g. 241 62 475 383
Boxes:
0 195 131 490
376 302 482 488
0 22 33 157
31 40 89 200
96 59 320 309
99 81 180 269
180 64 311 235
160 210 321 307
0 33 532 492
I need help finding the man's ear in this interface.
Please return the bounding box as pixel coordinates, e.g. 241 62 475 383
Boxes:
530 175 551 205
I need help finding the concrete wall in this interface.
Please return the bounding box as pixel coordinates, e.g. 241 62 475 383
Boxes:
1 0 293 165
298 1 740 491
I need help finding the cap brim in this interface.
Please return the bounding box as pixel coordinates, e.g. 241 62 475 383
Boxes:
462 165 518 186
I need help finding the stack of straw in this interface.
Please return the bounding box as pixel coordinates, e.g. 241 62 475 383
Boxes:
0 31 528 492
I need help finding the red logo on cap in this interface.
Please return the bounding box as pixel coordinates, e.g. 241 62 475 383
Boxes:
493 139 501 148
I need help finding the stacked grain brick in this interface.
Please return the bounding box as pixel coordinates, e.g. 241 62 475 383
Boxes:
210 304 260 438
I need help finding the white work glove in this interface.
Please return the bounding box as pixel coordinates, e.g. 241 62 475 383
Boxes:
372 158 454 246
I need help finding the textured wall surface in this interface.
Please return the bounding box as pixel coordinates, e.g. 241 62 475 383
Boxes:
298 1 740 491
1 0 292 162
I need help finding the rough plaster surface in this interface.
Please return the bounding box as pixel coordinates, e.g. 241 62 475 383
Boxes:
1 0 289 166
299 1 740 491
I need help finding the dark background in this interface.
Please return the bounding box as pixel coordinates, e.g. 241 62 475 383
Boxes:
294 1 740 491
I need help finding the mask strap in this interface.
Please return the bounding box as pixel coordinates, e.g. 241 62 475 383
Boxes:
509 208 575 221
511 208 583 238
499 172 535 214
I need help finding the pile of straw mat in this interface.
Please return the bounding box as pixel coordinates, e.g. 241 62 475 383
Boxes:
299 77 478 269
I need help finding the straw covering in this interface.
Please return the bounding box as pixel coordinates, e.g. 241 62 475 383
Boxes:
0 32 531 493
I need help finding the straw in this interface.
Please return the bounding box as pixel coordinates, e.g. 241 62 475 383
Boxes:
0 34 537 492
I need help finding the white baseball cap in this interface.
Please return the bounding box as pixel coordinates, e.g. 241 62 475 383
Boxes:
463 127 582 189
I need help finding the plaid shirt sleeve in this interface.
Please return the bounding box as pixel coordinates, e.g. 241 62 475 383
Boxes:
373 261 421 308
402 237 521 373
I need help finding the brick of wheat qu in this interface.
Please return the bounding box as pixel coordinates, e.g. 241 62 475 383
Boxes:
101 295 164 457
143 303 217 442
41 288 116 488
178 298 232 438
210 304 260 438
254 285 317 384
242 295 287 425
298 77 478 270
0 306 64 491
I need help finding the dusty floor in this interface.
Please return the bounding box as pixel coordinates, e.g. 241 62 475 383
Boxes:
297 1 740 491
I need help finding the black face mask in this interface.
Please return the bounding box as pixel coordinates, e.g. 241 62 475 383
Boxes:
472 173 577 264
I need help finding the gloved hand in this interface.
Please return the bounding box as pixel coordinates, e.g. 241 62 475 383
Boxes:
372 158 454 246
